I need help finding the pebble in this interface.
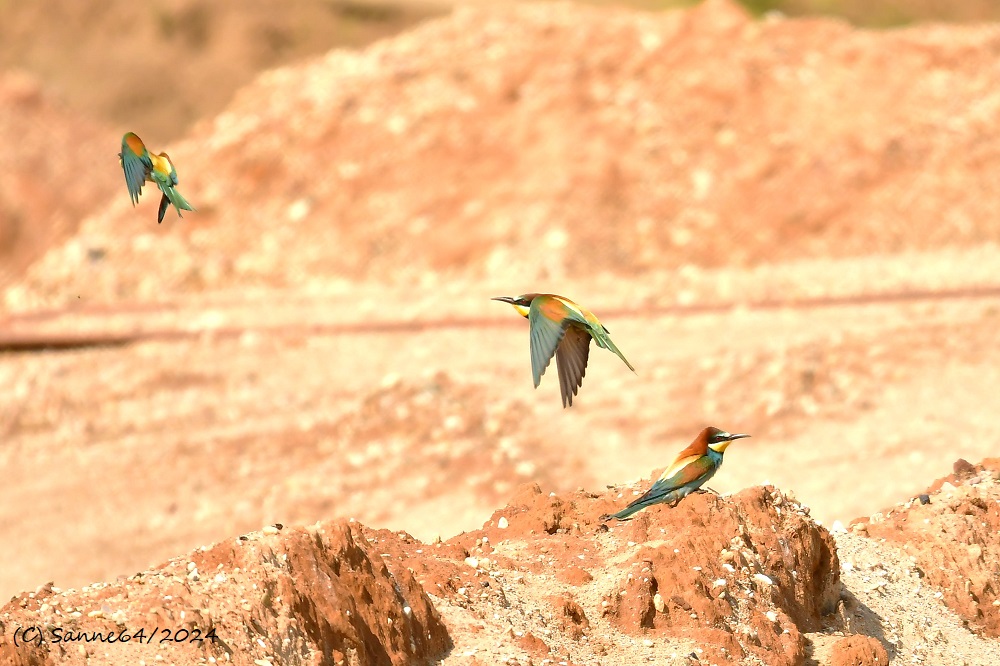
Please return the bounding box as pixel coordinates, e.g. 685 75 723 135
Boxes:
753 573 774 586
653 593 665 613
498 517 509 529
643 639 654 647
831 520 847 534
766 610 778 622
262 525 279 536
465 557 479 569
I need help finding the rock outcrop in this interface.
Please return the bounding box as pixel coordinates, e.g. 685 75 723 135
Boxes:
1 484 839 666
0 522 450 666
861 458 1000 637
6 465 1000 665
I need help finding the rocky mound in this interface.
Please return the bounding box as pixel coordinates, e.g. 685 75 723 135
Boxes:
1 484 837 666
0 521 449 666
9 0 1000 310
5 461 1000 665
860 457 1000 637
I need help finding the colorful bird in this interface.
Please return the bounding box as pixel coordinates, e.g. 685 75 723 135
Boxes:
492 293 635 407
601 427 750 521
119 132 195 223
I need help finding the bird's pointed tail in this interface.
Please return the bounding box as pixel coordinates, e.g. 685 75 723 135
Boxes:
167 187 196 214
598 334 635 373
601 483 683 521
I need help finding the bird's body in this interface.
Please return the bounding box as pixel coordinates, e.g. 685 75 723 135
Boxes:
493 293 635 407
119 132 195 223
602 427 749 521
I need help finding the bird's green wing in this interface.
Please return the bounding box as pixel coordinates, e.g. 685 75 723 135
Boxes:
660 454 716 489
120 133 152 205
528 298 569 388
555 325 591 407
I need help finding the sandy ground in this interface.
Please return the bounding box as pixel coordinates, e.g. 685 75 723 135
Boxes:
2 256 999 600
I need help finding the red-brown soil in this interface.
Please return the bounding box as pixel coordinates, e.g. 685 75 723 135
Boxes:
2 470 999 665
863 458 1000 638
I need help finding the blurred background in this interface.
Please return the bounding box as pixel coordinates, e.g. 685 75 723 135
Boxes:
1 0 999 601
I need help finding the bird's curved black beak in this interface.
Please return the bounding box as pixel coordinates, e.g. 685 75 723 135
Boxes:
728 433 751 441
491 296 516 304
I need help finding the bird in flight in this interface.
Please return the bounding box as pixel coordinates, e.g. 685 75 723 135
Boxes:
119 132 195 223
493 293 635 407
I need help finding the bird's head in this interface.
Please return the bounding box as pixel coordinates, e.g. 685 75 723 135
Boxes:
491 294 538 319
705 427 750 453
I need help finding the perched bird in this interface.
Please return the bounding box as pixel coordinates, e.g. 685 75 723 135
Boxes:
119 132 195 223
492 293 635 407
601 427 750 521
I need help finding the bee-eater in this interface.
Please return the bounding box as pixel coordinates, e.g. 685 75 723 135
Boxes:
119 132 195 223
602 427 750 521
492 293 635 408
